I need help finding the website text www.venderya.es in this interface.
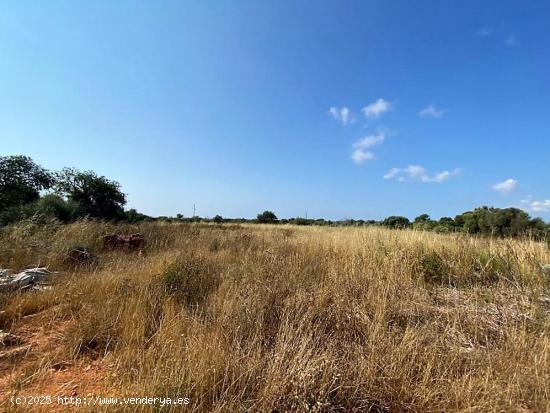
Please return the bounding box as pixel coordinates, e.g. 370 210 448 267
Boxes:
10 395 190 408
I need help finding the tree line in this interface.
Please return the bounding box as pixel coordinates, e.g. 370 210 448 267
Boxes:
0 155 127 226
253 209 548 239
1 155 548 239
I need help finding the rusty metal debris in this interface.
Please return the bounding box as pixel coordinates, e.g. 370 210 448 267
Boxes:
102 233 145 252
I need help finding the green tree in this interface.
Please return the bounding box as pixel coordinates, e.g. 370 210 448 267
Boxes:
213 215 224 223
55 168 126 220
257 210 278 224
414 214 430 224
413 214 436 230
0 155 53 211
382 216 411 229
33 194 79 223
126 208 150 223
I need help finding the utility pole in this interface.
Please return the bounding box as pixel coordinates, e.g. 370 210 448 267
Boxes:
193 204 196 217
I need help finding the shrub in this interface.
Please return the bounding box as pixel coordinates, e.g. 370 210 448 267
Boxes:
292 217 312 226
418 251 450 284
160 255 221 308
34 194 79 223
473 250 514 284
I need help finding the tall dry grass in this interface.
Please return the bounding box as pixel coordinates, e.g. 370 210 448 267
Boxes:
1 220 549 412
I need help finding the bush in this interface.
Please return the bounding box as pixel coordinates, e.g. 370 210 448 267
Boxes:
34 194 79 223
473 250 514 284
418 251 450 284
292 217 312 226
160 255 221 308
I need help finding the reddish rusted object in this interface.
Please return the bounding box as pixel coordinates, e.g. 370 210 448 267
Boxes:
103 233 145 252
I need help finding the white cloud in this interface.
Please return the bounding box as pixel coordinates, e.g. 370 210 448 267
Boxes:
351 149 374 164
430 170 452 183
505 34 518 47
384 165 460 183
492 178 518 194
328 106 354 125
351 132 386 165
405 165 427 179
418 104 445 118
353 132 385 149
529 200 550 213
362 98 392 118
383 167 401 180
520 195 533 204
477 27 493 36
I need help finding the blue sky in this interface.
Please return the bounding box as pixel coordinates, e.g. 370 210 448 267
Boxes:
1 1 549 220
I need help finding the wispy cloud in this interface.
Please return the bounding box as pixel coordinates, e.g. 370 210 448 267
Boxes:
492 178 518 194
505 34 519 47
405 165 427 180
328 106 354 125
519 196 533 205
521 196 550 213
383 167 401 180
384 165 460 183
529 200 550 213
351 149 375 164
418 104 445 118
362 98 392 119
351 131 385 164
477 27 493 36
353 132 385 149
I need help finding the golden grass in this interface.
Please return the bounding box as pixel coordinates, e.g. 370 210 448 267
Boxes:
1 220 549 412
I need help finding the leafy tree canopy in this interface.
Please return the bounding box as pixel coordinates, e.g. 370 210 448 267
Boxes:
257 210 278 224
0 155 54 211
55 168 126 220
382 216 411 229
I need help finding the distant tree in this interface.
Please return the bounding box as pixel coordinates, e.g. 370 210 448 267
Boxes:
176 213 184 220
0 155 54 211
453 207 541 237
438 217 455 227
293 217 312 226
257 210 278 224
55 168 126 220
213 214 224 224
456 211 479 234
126 208 150 223
382 216 411 229
414 214 430 224
527 218 547 239
413 214 436 230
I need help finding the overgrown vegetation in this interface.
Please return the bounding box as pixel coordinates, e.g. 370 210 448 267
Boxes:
1 155 547 240
0 155 129 226
1 220 549 412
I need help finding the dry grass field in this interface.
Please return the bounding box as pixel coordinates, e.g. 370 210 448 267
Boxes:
1 219 549 412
